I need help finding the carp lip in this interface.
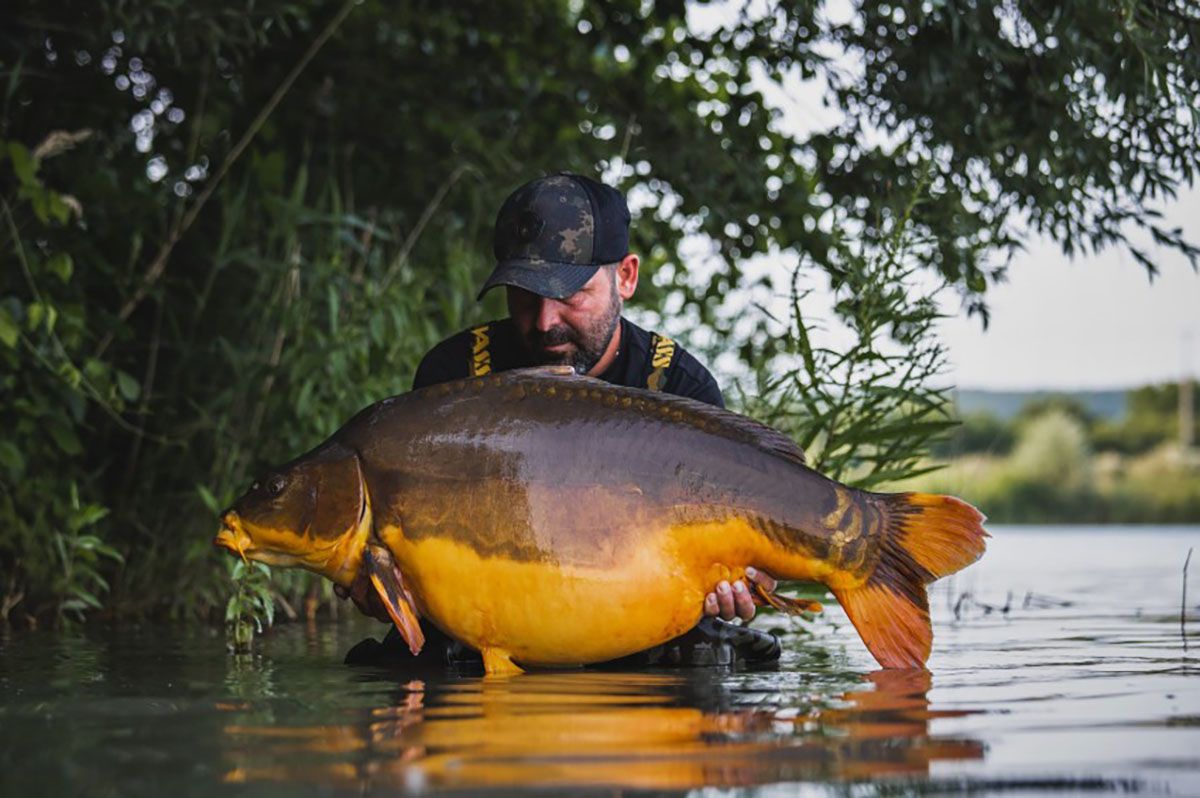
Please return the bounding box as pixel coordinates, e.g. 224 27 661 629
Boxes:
214 516 251 563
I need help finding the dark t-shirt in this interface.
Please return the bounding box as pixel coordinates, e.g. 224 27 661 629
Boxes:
413 316 724 408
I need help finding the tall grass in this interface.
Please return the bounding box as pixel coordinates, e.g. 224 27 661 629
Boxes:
1 133 494 631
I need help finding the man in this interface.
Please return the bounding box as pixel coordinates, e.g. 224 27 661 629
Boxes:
346 172 781 668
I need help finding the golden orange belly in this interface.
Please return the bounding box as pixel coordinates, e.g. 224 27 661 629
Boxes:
377 529 700 665
376 517 833 667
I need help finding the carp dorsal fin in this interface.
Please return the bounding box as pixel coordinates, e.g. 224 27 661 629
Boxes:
710 412 808 467
364 543 425 656
506 365 580 379
648 393 809 467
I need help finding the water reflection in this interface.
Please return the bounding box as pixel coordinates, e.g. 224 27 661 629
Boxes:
5 528 1195 796
220 668 983 792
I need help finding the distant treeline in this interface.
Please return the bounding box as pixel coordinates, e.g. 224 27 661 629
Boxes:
905 382 1200 524
954 388 1127 423
937 383 1197 458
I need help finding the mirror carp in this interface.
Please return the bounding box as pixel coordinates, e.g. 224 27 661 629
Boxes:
214 366 987 674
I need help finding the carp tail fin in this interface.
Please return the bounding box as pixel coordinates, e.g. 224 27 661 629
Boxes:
882 493 989 579
365 543 425 656
832 493 987 669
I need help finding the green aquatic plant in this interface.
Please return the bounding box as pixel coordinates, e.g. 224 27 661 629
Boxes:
53 484 124 623
225 559 274 654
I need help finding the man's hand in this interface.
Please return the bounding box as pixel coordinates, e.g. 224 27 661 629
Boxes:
703 566 777 623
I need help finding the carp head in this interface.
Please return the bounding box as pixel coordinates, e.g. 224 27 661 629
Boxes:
214 441 371 589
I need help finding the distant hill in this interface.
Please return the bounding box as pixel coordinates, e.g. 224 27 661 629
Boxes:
954 389 1128 421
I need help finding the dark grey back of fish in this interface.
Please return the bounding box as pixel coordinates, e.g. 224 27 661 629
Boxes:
334 371 862 569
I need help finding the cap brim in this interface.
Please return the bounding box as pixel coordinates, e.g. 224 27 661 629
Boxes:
476 258 600 301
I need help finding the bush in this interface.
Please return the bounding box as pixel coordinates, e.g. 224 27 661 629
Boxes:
1007 409 1092 491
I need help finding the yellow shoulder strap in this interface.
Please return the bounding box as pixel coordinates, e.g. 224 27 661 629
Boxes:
645 332 677 392
469 323 492 376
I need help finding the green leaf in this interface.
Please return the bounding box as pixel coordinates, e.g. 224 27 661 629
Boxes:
29 188 50 224
47 252 73 282
0 306 18 348
197 484 221 514
92 541 124 563
71 505 110 531
7 141 37 186
47 193 70 225
70 589 102 609
25 302 55 333
0 441 25 477
48 419 83 455
116 370 141 401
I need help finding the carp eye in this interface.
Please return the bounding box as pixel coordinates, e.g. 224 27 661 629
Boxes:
268 476 286 496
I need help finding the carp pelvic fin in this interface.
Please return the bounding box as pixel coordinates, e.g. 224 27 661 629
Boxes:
364 543 425 656
481 647 524 677
833 492 987 669
750 581 823 614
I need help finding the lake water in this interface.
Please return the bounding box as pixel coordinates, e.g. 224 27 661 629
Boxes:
2 526 1198 796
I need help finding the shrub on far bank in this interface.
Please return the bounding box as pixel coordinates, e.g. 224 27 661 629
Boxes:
898 413 1200 524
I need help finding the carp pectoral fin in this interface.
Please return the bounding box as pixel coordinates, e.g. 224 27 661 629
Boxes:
365 544 425 656
750 581 823 615
481 648 524 677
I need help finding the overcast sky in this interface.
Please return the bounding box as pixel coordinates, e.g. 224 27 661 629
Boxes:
937 188 1199 390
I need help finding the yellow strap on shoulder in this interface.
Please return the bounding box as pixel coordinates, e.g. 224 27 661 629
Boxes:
645 332 676 391
470 324 492 376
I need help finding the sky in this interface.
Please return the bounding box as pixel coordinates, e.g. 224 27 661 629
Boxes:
937 187 1199 391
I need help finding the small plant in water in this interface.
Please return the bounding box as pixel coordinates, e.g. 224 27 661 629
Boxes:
55 484 124 625
225 560 274 654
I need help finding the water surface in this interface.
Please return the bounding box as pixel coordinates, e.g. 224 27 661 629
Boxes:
2 526 1198 796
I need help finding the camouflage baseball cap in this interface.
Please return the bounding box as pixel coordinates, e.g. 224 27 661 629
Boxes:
478 172 631 300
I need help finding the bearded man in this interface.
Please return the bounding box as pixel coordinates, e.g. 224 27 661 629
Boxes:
345 172 781 669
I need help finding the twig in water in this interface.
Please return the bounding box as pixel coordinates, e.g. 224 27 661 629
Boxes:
1022 591 1073 609
1184 547 1193 654
953 591 971 621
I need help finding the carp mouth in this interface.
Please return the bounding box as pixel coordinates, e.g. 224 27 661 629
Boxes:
214 513 252 563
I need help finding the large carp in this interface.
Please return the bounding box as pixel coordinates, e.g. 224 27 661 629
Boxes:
214 367 986 674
